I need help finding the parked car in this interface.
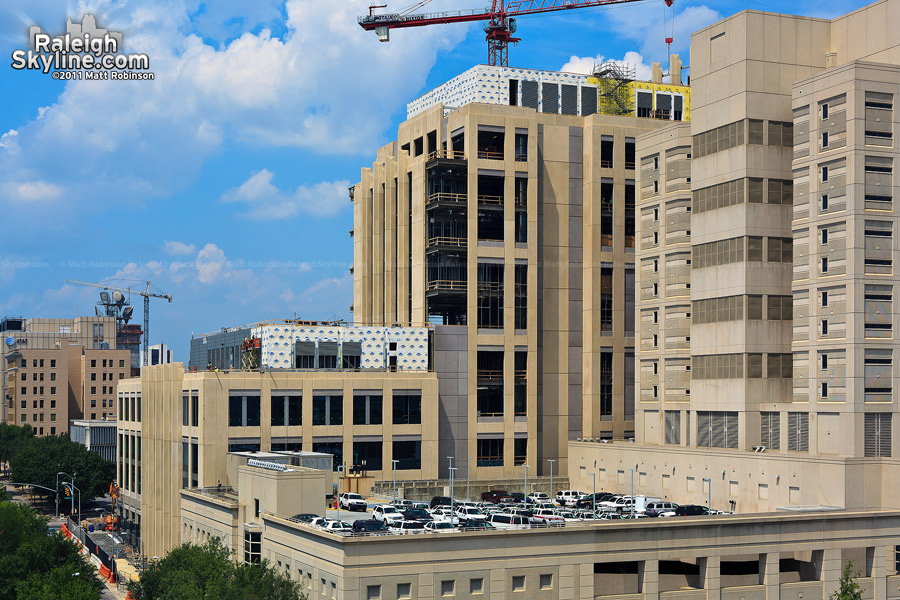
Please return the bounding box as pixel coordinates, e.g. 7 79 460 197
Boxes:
486 513 531 530
339 492 367 511
411 502 430 510
425 521 456 533
575 492 615 509
573 510 603 521
459 519 495 530
455 506 487 521
526 492 550 504
401 508 434 522
395 520 427 534
530 509 565 525
323 520 353 533
597 512 625 520
556 490 585 507
309 517 331 528
644 502 678 517
372 504 403 526
599 496 635 513
289 513 319 523
481 490 510 504
395 499 414 509
351 519 388 533
508 492 526 503
673 505 709 517
430 496 452 509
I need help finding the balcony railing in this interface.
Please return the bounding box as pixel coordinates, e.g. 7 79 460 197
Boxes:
426 280 466 292
427 192 467 206
515 152 528 162
426 236 466 249
477 194 503 205
477 369 503 380
477 282 503 294
477 150 504 160
514 196 526 208
625 161 636 170
600 159 613 168
427 149 466 161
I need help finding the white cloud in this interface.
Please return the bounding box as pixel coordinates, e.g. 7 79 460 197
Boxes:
221 169 350 219
2 180 64 202
0 0 470 222
604 4 722 62
561 50 652 81
0 129 17 147
163 241 197 256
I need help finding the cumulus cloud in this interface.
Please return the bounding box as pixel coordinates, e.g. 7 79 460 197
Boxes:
561 50 652 81
221 169 350 219
0 0 470 223
163 241 197 256
604 4 722 61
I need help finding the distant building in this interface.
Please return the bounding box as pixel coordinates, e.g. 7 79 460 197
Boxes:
148 343 173 366
69 419 117 462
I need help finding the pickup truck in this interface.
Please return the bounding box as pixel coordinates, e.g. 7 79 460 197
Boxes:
481 489 511 504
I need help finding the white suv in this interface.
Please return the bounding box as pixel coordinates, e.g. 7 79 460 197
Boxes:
372 504 403 525
556 490 585 507
339 492 368 511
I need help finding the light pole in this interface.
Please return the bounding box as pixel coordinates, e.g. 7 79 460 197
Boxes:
56 471 75 519
446 456 454 506
65 481 81 525
703 477 712 512
336 465 345 523
591 473 597 514
467 456 473 502
449 467 457 523
523 464 530 503
547 459 556 502
391 459 399 504
627 464 638 515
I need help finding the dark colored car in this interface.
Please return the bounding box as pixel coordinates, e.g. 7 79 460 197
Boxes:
430 496 452 509
351 519 388 533
402 508 434 522
290 513 319 523
575 492 615 509
459 519 494 530
674 505 709 517
481 490 510 504
508 492 526 503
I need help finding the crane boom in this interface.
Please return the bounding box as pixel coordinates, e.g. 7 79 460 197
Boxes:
64 279 173 367
359 0 672 66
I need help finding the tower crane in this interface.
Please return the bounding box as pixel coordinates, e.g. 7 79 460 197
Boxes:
359 0 673 68
65 279 173 367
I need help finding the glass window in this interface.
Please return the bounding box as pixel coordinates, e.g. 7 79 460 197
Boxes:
393 393 422 425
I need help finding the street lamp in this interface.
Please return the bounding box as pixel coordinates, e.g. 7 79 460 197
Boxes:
391 459 399 504
467 456 474 502
547 459 556 503
591 473 597 514
703 477 712 512
336 465 345 523
523 464 530 503
627 464 638 515
448 467 457 523
65 481 81 525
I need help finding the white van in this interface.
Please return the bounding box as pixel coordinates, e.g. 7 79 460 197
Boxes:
486 513 531 530
556 490 584 507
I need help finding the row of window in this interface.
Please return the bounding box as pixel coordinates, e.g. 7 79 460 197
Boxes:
692 177 793 213
692 236 793 269
19 412 58 422
692 294 792 324
21 371 56 381
366 573 552 599
225 393 423 428
19 359 56 368
89 358 126 368
691 353 792 380
692 119 793 159
19 386 58 396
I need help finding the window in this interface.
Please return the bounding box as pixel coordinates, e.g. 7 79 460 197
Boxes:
696 411 739 448
470 579 484 595
441 580 455 597
393 440 421 470
182 395 189 426
822 165 828 182
477 438 503 467
821 228 828 245
477 263 504 329
822 132 829 148
515 264 527 329
397 583 412 599
865 413 891 457
366 585 381 600
822 257 828 273
787 413 809 452
228 393 261 427
243 531 261 564
91 359 96 368
665 411 681 445
821 291 828 307
822 320 829 336
822 194 829 210
50 359 55 368
191 394 199 427
540 574 553 590
864 221 893 274
313 394 343 426
760 412 780 449
512 576 525 592
271 394 303 426
392 393 421 425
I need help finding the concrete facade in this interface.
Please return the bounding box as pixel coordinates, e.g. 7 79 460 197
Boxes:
587 0 900 514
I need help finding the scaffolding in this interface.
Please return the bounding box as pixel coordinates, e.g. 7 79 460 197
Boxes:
594 61 635 117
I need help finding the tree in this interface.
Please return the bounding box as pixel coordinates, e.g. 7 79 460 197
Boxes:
8 435 114 502
0 499 101 600
830 561 863 600
0 424 35 468
128 538 306 600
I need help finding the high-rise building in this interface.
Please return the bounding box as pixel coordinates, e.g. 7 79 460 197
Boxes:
573 0 900 513
353 62 690 479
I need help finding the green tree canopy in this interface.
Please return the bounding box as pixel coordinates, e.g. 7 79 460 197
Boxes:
829 561 863 600
128 538 305 600
0 424 35 466
8 434 114 501
0 499 101 600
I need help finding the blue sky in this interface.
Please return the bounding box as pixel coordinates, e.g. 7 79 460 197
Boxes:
0 0 874 361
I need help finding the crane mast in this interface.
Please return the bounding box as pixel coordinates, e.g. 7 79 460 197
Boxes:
359 0 673 67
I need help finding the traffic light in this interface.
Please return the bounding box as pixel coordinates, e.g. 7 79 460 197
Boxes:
63 485 71 499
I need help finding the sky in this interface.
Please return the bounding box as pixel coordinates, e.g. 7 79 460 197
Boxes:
0 0 876 362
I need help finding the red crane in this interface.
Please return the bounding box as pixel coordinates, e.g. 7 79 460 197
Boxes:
359 0 673 68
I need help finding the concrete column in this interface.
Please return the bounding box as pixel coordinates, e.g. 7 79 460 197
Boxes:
491 568 506 600
640 558 660 600
821 548 842 600
559 563 575 600
418 572 433 600
760 552 780 600
700 556 721 600
580 562 594 600
869 546 890 600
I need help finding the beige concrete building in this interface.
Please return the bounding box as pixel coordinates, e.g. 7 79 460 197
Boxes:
3 343 128 436
575 0 900 513
353 64 690 480
116 361 438 558
1 315 117 424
